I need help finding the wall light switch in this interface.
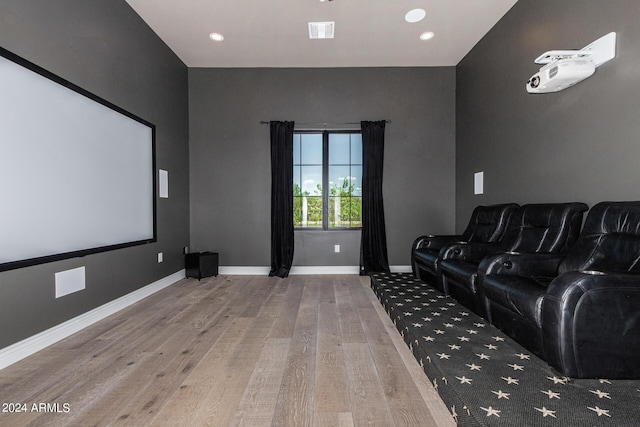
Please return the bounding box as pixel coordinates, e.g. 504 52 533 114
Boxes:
158 252 163 263
334 245 340 253
474 171 484 195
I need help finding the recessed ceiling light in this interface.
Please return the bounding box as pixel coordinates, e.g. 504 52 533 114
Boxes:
420 32 435 41
209 32 224 42
405 8 426 23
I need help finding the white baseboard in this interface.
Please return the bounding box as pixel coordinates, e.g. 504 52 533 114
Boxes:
390 265 412 273
291 266 359 275
218 265 412 275
0 269 186 371
219 266 271 275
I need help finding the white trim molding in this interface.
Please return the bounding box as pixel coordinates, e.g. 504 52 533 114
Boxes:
291 266 359 275
218 266 271 275
0 269 185 371
390 265 412 273
219 265 412 275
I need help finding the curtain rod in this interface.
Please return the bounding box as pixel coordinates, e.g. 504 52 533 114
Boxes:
259 120 391 126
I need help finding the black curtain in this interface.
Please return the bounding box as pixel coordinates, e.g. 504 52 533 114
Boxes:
269 121 295 278
360 120 390 276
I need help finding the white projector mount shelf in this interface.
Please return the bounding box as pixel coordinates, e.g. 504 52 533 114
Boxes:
534 32 617 67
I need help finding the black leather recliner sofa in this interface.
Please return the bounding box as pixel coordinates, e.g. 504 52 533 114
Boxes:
480 201 640 379
411 204 518 291
438 203 588 317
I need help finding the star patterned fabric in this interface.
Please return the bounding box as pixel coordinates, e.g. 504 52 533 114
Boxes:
370 273 640 426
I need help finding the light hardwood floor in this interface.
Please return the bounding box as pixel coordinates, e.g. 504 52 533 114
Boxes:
0 275 455 427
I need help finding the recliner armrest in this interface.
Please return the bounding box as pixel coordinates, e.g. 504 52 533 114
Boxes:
544 270 640 304
479 252 565 277
412 234 464 252
412 234 466 278
541 270 640 378
440 241 499 263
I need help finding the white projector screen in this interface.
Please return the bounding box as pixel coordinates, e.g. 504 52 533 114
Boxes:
0 47 156 272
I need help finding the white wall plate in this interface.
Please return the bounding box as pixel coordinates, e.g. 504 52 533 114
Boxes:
581 32 616 68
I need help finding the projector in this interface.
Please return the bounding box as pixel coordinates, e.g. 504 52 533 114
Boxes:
526 57 596 93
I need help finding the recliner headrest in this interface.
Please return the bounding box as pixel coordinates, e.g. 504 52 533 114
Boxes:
499 203 588 253
560 201 640 274
462 203 519 243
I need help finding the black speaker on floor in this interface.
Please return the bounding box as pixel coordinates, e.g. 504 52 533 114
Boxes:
185 251 218 280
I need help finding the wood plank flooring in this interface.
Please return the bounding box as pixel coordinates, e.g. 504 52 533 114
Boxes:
0 275 455 427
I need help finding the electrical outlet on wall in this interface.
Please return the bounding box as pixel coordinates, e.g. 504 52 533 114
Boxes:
334 245 340 253
158 252 163 263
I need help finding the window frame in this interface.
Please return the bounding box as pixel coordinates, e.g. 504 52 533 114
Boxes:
293 129 362 231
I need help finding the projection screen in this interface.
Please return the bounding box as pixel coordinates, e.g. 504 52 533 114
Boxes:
0 47 156 272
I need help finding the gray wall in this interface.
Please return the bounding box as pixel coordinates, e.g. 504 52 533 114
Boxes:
456 0 640 230
0 1 189 348
189 67 456 268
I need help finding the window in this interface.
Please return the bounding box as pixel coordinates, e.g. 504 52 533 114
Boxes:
293 131 362 229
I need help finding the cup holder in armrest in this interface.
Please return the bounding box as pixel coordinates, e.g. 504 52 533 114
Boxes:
579 270 606 276
449 242 468 256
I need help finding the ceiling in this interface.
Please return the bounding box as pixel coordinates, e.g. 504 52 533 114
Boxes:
125 0 517 68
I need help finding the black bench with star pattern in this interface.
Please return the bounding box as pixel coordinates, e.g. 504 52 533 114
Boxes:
370 273 640 427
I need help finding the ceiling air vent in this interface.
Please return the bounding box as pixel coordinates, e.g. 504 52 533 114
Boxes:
308 22 334 39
